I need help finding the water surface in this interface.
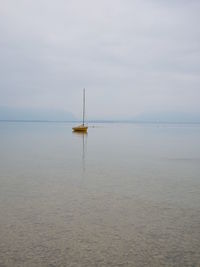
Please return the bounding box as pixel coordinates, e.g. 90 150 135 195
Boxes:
0 122 200 266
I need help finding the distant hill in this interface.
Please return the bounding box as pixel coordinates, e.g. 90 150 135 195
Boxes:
133 112 200 123
0 107 76 121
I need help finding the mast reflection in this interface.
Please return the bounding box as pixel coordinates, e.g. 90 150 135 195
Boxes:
72 131 87 173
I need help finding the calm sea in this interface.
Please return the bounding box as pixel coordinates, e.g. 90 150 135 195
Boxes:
0 122 200 267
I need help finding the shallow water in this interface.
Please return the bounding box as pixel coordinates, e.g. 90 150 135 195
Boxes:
0 122 200 266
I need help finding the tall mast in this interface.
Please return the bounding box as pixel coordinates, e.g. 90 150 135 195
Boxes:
83 88 85 125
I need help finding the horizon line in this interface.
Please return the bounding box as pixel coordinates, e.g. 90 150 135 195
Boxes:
0 119 200 124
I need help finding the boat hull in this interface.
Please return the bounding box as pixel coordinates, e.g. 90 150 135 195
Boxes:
72 125 88 132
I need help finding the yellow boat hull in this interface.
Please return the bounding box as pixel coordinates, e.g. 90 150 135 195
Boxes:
72 125 88 132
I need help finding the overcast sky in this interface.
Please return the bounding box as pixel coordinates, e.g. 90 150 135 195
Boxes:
0 0 200 119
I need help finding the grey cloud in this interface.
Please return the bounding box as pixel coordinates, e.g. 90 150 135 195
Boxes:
0 0 200 120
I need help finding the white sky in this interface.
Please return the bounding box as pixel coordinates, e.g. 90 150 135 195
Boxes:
0 0 200 119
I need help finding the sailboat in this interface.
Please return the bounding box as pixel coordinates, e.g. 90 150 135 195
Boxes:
72 88 88 132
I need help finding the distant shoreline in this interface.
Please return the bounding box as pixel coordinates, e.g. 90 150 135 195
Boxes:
0 120 200 124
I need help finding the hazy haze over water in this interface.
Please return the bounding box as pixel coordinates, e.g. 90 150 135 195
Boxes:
0 122 200 266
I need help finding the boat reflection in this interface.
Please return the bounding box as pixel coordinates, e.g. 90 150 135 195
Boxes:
72 131 87 174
